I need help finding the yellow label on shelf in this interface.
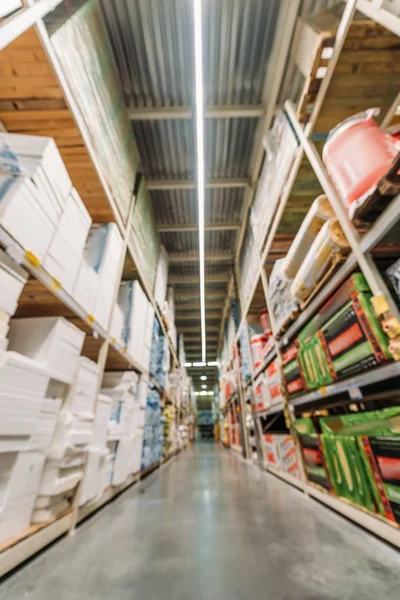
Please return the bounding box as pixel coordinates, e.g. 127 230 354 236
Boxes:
50 277 62 291
122 348 127 354
320 386 328 397
371 294 390 317
87 314 95 324
111 337 116 344
25 250 40 266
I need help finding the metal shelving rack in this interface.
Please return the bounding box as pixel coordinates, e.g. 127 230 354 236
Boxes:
220 0 400 548
0 0 185 575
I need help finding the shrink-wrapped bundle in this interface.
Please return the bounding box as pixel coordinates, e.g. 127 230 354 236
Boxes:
291 219 348 302
283 195 334 280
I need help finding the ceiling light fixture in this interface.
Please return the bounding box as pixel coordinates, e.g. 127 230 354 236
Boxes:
201 384 207 389
200 375 207 381
193 0 206 363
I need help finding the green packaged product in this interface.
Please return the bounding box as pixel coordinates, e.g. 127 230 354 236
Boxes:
294 418 333 491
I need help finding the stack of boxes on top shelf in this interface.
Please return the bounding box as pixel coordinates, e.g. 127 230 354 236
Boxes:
0 133 124 329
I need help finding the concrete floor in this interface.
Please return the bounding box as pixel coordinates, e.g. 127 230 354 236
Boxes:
1 444 400 600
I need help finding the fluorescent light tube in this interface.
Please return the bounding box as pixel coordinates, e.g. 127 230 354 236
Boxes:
193 0 206 363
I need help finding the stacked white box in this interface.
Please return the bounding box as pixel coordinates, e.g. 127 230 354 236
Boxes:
0 134 71 212
38 461 82 496
0 352 49 452
116 280 148 367
72 259 99 315
0 249 28 318
78 395 112 507
108 438 135 486
91 394 112 449
102 371 139 441
48 410 93 460
32 498 70 524
0 134 72 262
82 224 124 329
43 189 92 294
8 317 85 384
0 177 56 262
64 357 99 418
142 302 155 373
154 246 168 308
27 381 64 453
0 452 45 544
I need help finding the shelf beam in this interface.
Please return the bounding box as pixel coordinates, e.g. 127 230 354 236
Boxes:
0 0 63 52
157 223 239 233
147 178 248 191
356 0 400 37
129 105 264 120
169 274 230 284
168 253 233 263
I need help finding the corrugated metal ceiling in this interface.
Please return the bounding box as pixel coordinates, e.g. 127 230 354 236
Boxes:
99 0 293 362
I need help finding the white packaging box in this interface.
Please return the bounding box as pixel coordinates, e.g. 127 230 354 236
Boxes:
56 189 92 255
99 449 112 496
72 259 99 315
28 382 64 453
130 434 143 475
78 448 102 506
92 394 112 449
0 177 57 262
42 189 92 294
110 304 124 345
64 357 99 418
154 246 168 308
60 448 87 469
116 280 148 367
84 224 123 330
0 134 72 211
102 371 139 395
48 410 93 460
111 437 135 486
0 249 28 316
0 452 45 544
42 234 82 295
0 352 49 446
0 1 23 17
137 376 149 409
8 317 85 384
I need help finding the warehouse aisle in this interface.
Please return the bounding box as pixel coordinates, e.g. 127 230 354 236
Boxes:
1 446 400 600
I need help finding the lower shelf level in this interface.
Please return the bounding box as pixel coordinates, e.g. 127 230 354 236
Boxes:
264 461 400 550
0 450 182 579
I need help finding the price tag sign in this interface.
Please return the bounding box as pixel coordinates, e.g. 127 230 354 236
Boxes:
349 387 363 401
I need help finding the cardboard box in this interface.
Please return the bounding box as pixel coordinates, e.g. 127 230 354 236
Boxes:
28 382 63 453
282 343 307 396
265 360 284 406
92 394 112 450
264 434 281 468
8 317 85 384
253 374 270 411
64 357 99 418
38 461 82 496
294 418 333 491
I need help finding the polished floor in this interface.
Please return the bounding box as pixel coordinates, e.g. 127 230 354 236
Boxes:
1 444 400 599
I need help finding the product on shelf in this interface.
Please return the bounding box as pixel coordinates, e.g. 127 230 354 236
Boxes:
260 309 272 337
253 374 270 412
0 1 22 17
264 434 281 468
265 360 284 406
154 246 169 309
269 259 299 334
82 224 124 330
323 110 399 219
263 433 302 479
386 258 400 302
294 273 392 392
250 109 298 248
250 334 269 369
43 188 92 294
283 195 334 280
294 418 333 491
291 219 348 303
282 343 307 397
319 408 400 524
0 249 28 320
8 317 85 384
0 452 45 543
64 357 100 418
115 279 154 369
0 352 50 452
